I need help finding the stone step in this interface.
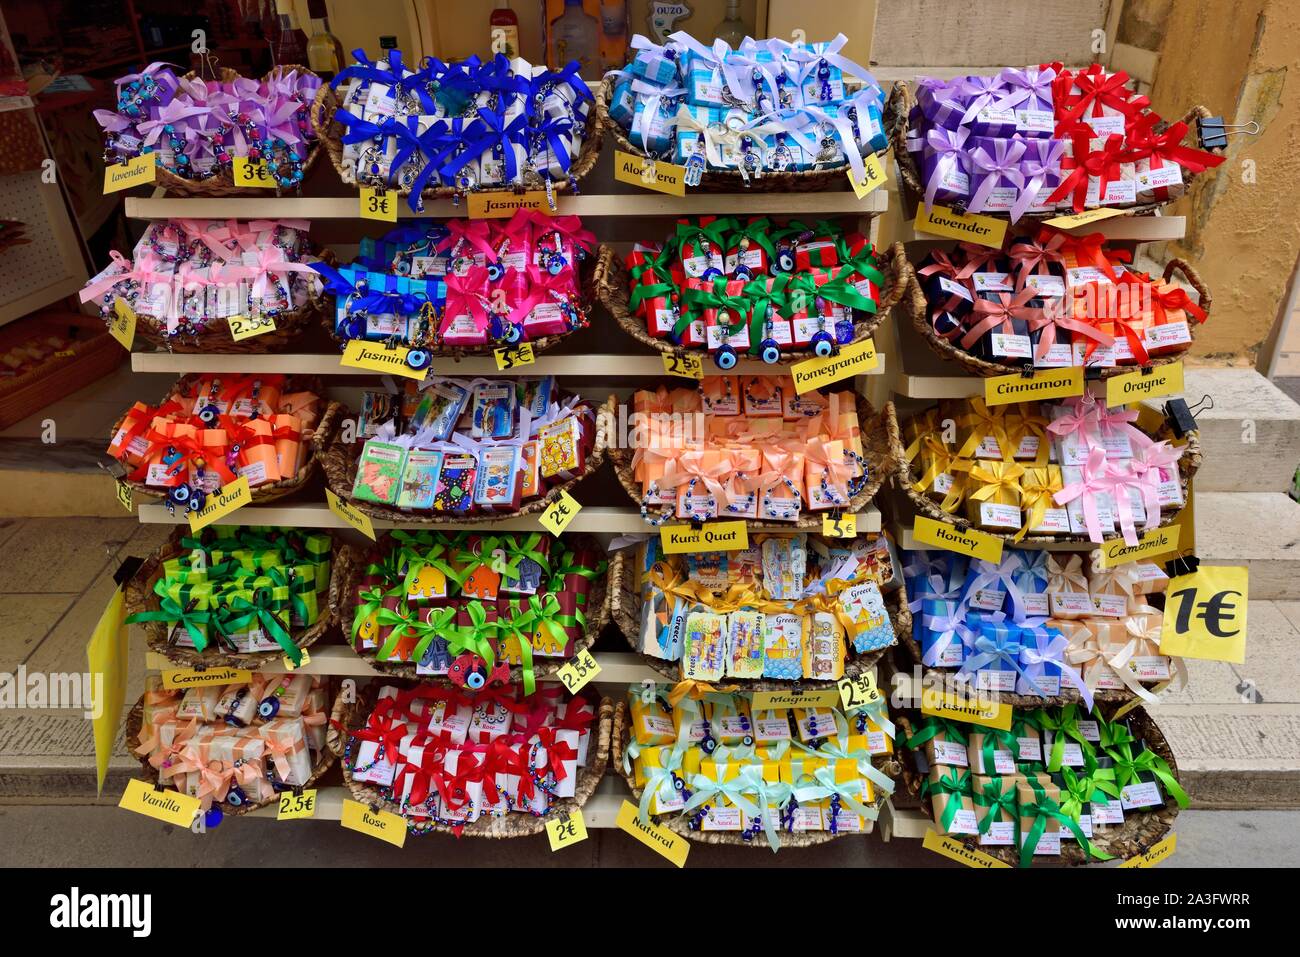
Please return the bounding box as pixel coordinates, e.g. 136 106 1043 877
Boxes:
1196 492 1300 599
1146 368 1300 493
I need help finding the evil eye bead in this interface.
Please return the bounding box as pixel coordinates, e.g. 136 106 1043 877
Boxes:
742 735 755 747
546 253 566 276
488 315 510 340
734 264 753 281
406 349 431 371
834 318 855 343
197 404 220 426
226 786 246 807
759 339 782 364
775 249 795 273
700 266 723 281
166 485 192 508
187 491 206 513
203 807 224 829
486 261 504 281
700 735 717 754
714 344 738 370
504 323 523 344
811 330 836 357
466 670 487 690
258 696 281 720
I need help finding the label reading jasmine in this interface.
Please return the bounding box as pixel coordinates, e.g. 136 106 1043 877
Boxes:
913 516 1003 564
984 367 1084 406
661 520 748 554
790 338 879 394
467 190 553 218
340 339 429 381
913 204 1008 249
119 778 200 827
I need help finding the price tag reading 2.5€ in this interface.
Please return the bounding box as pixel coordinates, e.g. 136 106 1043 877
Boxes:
557 649 601 695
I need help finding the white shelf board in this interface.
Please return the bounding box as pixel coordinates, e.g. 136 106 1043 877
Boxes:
890 521 1106 554
136 502 882 535
901 214 1185 244
131 350 885 377
125 190 887 221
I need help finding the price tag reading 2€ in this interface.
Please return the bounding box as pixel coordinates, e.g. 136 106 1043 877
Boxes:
539 489 581 536
557 649 601 695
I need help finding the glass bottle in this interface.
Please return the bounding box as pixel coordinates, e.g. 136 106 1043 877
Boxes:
550 0 598 74
712 0 751 48
273 0 309 66
489 4 520 59
305 0 345 80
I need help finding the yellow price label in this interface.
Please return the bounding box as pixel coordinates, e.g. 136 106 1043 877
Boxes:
791 337 879 394
922 829 1012 868
837 671 881 711
277 789 318 820
985 367 1084 406
118 778 200 828
539 489 582 537
913 204 1008 249
340 339 429 380
494 342 535 370
1119 834 1176 867
283 648 311 671
115 479 134 513
662 351 704 379
468 191 554 218
660 521 749 554
187 477 251 533
1161 565 1248 664
232 157 274 188
160 667 253 689
1043 207 1126 229
822 512 856 538
1106 362 1184 407
326 488 376 540
614 149 687 196
109 299 136 351
913 516 1003 564
103 153 157 193
360 186 398 222
340 798 407 847
557 648 601 695
546 810 589 851
227 313 277 343
615 800 690 867
847 153 887 199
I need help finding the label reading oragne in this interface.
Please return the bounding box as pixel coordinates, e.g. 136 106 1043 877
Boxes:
615 799 689 867
360 186 399 222
468 191 553 218
913 204 1008 249
341 339 429 381
539 489 582 537
614 149 686 197
847 152 887 199
119 778 200 827
326 488 377 540
790 338 879 395
913 515 1003 564
661 520 748 554
1098 525 1181 568
1106 361 1184 407
984 367 1085 406
340 798 407 848
187 476 251 533
103 153 157 193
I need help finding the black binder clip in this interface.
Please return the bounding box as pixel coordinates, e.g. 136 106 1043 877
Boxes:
1197 117 1259 151
1164 394 1212 438
1020 363 1035 379
1163 554 1201 578
113 555 144 588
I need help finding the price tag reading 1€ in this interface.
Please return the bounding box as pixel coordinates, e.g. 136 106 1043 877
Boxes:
232 157 274 188
277 789 318 820
361 186 398 222
539 489 581 536
822 512 856 538
557 648 601 695
662 351 704 379
494 342 535 370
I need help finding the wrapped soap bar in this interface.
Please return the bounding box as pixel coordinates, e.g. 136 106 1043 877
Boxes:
682 611 728 681
396 449 444 510
726 610 766 679
352 439 408 505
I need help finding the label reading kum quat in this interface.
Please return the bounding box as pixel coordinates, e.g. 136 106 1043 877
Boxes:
661 521 748 554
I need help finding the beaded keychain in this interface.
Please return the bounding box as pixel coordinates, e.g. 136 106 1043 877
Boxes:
760 479 802 521
116 72 160 119
816 59 835 102
722 473 756 516
534 228 573 275
769 132 795 172
736 134 764 185
678 477 715 523
698 373 733 413
638 484 675 526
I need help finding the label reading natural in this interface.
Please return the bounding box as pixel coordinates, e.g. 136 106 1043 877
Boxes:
923 828 1012 868
791 338 879 394
615 799 690 866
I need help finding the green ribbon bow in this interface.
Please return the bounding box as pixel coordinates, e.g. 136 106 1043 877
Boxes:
628 244 678 313
408 606 459 664
527 592 580 651
494 598 540 696
905 715 970 750
729 216 779 264
973 776 1019 837
920 767 972 833
395 533 460 596
682 273 753 337
495 533 551 583
126 597 211 652
1107 740 1190 810
366 550 407 587
224 587 299 664
1017 780 1103 867
673 217 739 264
374 602 419 662
817 265 881 315
448 600 498 670
1038 704 1094 772
973 725 1020 776
1097 715 1137 749
351 584 395 645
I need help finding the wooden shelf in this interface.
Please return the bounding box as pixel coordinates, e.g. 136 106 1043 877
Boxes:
131 350 885 377
124 189 887 221
135 502 883 535
889 521 1104 554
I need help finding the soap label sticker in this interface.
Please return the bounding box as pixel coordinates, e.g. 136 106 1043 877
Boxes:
922 828 1012 868
160 666 253 689
227 314 277 343
913 516 1003 564
557 648 601 695
109 300 136 351
119 778 200 828
914 204 1008 249
341 339 429 380
340 798 407 848
468 190 553 218
662 352 704 379
539 489 582 537
187 476 251 533
1119 834 1176 867
546 810 589 851
615 800 690 867
661 521 749 554
750 687 840 711
822 512 856 538
1098 525 1181 568
984 367 1084 406
103 153 157 193
614 149 686 196
277 789 318 820
1043 207 1126 229
326 489 377 541
494 342 535 370
847 152 886 199
360 186 398 222
1106 362 1184 407
791 338 879 394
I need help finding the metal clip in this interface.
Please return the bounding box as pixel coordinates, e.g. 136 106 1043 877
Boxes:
1197 117 1260 150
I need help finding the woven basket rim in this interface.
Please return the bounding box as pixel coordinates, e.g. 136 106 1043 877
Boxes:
328 536 611 681
327 677 613 837
595 241 912 365
890 398 1202 546
608 394 897 530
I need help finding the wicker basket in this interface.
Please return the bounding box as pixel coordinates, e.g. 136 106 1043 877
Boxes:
595 242 912 366
152 65 324 197
597 76 902 194
894 703 1181 866
310 82 603 207
611 700 902 848
329 537 611 681
608 545 910 688
609 395 898 530
886 81 1221 220
312 394 611 525
0 312 124 429
902 262 1211 380
890 399 1201 547
124 527 337 669
108 375 336 506
326 677 613 837
318 243 600 359
123 685 337 817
